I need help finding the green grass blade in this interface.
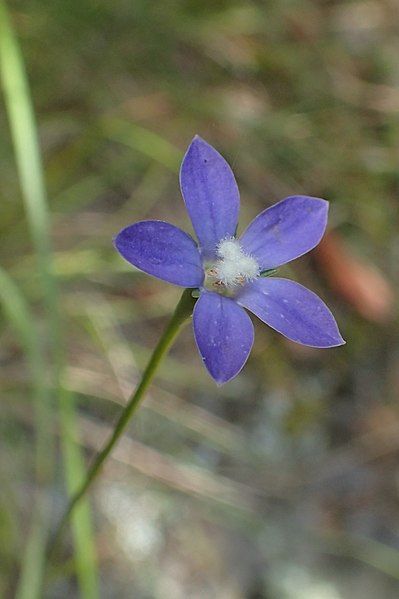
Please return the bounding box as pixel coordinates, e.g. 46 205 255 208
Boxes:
60 390 99 598
102 117 181 171
0 3 99 597
0 266 50 599
0 4 52 279
15 516 48 599
0 266 40 369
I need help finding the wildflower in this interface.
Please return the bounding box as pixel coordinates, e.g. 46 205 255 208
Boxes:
115 136 344 384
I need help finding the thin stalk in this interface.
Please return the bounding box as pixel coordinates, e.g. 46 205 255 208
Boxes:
0 3 98 596
47 288 196 558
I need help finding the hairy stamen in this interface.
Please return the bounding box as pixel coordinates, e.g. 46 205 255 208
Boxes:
205 238 260 293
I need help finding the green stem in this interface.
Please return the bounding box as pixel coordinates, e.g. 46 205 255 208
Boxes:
47 288 196 558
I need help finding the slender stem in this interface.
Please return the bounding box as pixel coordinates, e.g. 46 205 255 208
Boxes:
47 288 197 558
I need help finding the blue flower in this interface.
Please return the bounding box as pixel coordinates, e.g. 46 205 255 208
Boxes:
114 136 345 384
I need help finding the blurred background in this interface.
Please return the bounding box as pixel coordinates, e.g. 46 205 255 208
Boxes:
1 0 399 597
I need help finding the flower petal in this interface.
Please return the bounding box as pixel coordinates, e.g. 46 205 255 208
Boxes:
237 278 345 347
240 196 328 269
180 136 240 257
193 291 254 384
114 220 204 287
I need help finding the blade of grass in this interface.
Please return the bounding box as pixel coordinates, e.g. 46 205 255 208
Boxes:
0 3 99 597
0 266 50 599
102 117 181 171
322 530 399 582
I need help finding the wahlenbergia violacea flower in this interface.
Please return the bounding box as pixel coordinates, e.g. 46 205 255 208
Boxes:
115 136 344 384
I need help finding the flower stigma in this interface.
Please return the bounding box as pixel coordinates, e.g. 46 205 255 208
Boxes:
204 237 260 295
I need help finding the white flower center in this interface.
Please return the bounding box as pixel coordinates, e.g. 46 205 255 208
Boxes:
205 237 260 294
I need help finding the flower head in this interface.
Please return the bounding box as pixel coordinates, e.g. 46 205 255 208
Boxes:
114 136 345 384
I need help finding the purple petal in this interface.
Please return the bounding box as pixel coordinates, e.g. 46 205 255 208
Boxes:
180 136 240 257
237 278 345 348
114 220 204 287
240 196 328 269
193 291 254 384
